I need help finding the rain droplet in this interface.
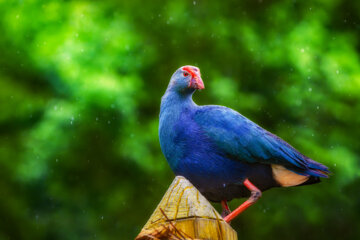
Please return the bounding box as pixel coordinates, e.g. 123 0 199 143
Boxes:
308 87 312 92
300 48 305 53
193 1 196 5
316 106 319 109
101 216 104 220
336 70 339 74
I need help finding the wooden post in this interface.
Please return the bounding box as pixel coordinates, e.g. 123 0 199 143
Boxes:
136 176 238 240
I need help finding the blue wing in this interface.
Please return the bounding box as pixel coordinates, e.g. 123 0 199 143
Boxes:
193 105 329 178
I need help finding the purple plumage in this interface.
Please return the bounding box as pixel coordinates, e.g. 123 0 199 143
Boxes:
159 65 329 222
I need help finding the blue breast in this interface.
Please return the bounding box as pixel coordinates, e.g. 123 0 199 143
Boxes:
160 104 248 193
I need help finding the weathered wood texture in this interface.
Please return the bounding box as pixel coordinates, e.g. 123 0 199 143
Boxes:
136 176 237 240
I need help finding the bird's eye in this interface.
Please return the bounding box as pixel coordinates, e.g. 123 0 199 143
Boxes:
183 72 189 77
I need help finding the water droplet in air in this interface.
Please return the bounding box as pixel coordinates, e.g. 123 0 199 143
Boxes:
193 1 196 5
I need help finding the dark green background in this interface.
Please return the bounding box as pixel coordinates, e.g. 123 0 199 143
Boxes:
0 0 359 239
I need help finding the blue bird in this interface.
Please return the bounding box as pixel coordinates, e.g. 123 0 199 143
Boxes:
159 65 329 222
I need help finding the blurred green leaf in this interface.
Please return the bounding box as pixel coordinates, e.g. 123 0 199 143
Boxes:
0 0 359 239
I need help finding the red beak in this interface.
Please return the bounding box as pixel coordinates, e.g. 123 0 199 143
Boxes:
182 66 205 90
190 75 205 90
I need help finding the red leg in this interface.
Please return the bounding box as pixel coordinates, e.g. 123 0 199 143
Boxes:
221 200 231 218
223 179 262 223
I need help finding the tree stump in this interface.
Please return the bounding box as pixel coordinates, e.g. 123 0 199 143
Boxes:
135 176 237 240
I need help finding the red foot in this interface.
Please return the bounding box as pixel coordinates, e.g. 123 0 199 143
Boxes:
223 179 262 223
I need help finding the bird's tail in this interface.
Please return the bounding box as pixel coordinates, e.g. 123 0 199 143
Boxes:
303 158 330 178
294 160 329 186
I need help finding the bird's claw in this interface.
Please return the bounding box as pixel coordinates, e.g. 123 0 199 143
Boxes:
221 208 231 218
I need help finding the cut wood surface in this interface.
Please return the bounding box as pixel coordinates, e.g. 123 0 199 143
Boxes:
135 176 237 240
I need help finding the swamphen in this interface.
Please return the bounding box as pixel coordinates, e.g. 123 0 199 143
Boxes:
159 65 329 222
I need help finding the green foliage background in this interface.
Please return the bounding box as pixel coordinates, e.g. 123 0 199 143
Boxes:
0 0 359 239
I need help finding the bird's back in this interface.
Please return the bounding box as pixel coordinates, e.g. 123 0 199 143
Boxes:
193 105 329 176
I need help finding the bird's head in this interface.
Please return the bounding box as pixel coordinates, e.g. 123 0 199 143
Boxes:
168 65 204 94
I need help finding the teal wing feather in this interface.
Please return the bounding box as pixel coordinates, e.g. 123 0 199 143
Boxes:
193 105 329 177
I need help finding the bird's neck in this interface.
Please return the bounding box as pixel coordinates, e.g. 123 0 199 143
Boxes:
160 90 196 117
